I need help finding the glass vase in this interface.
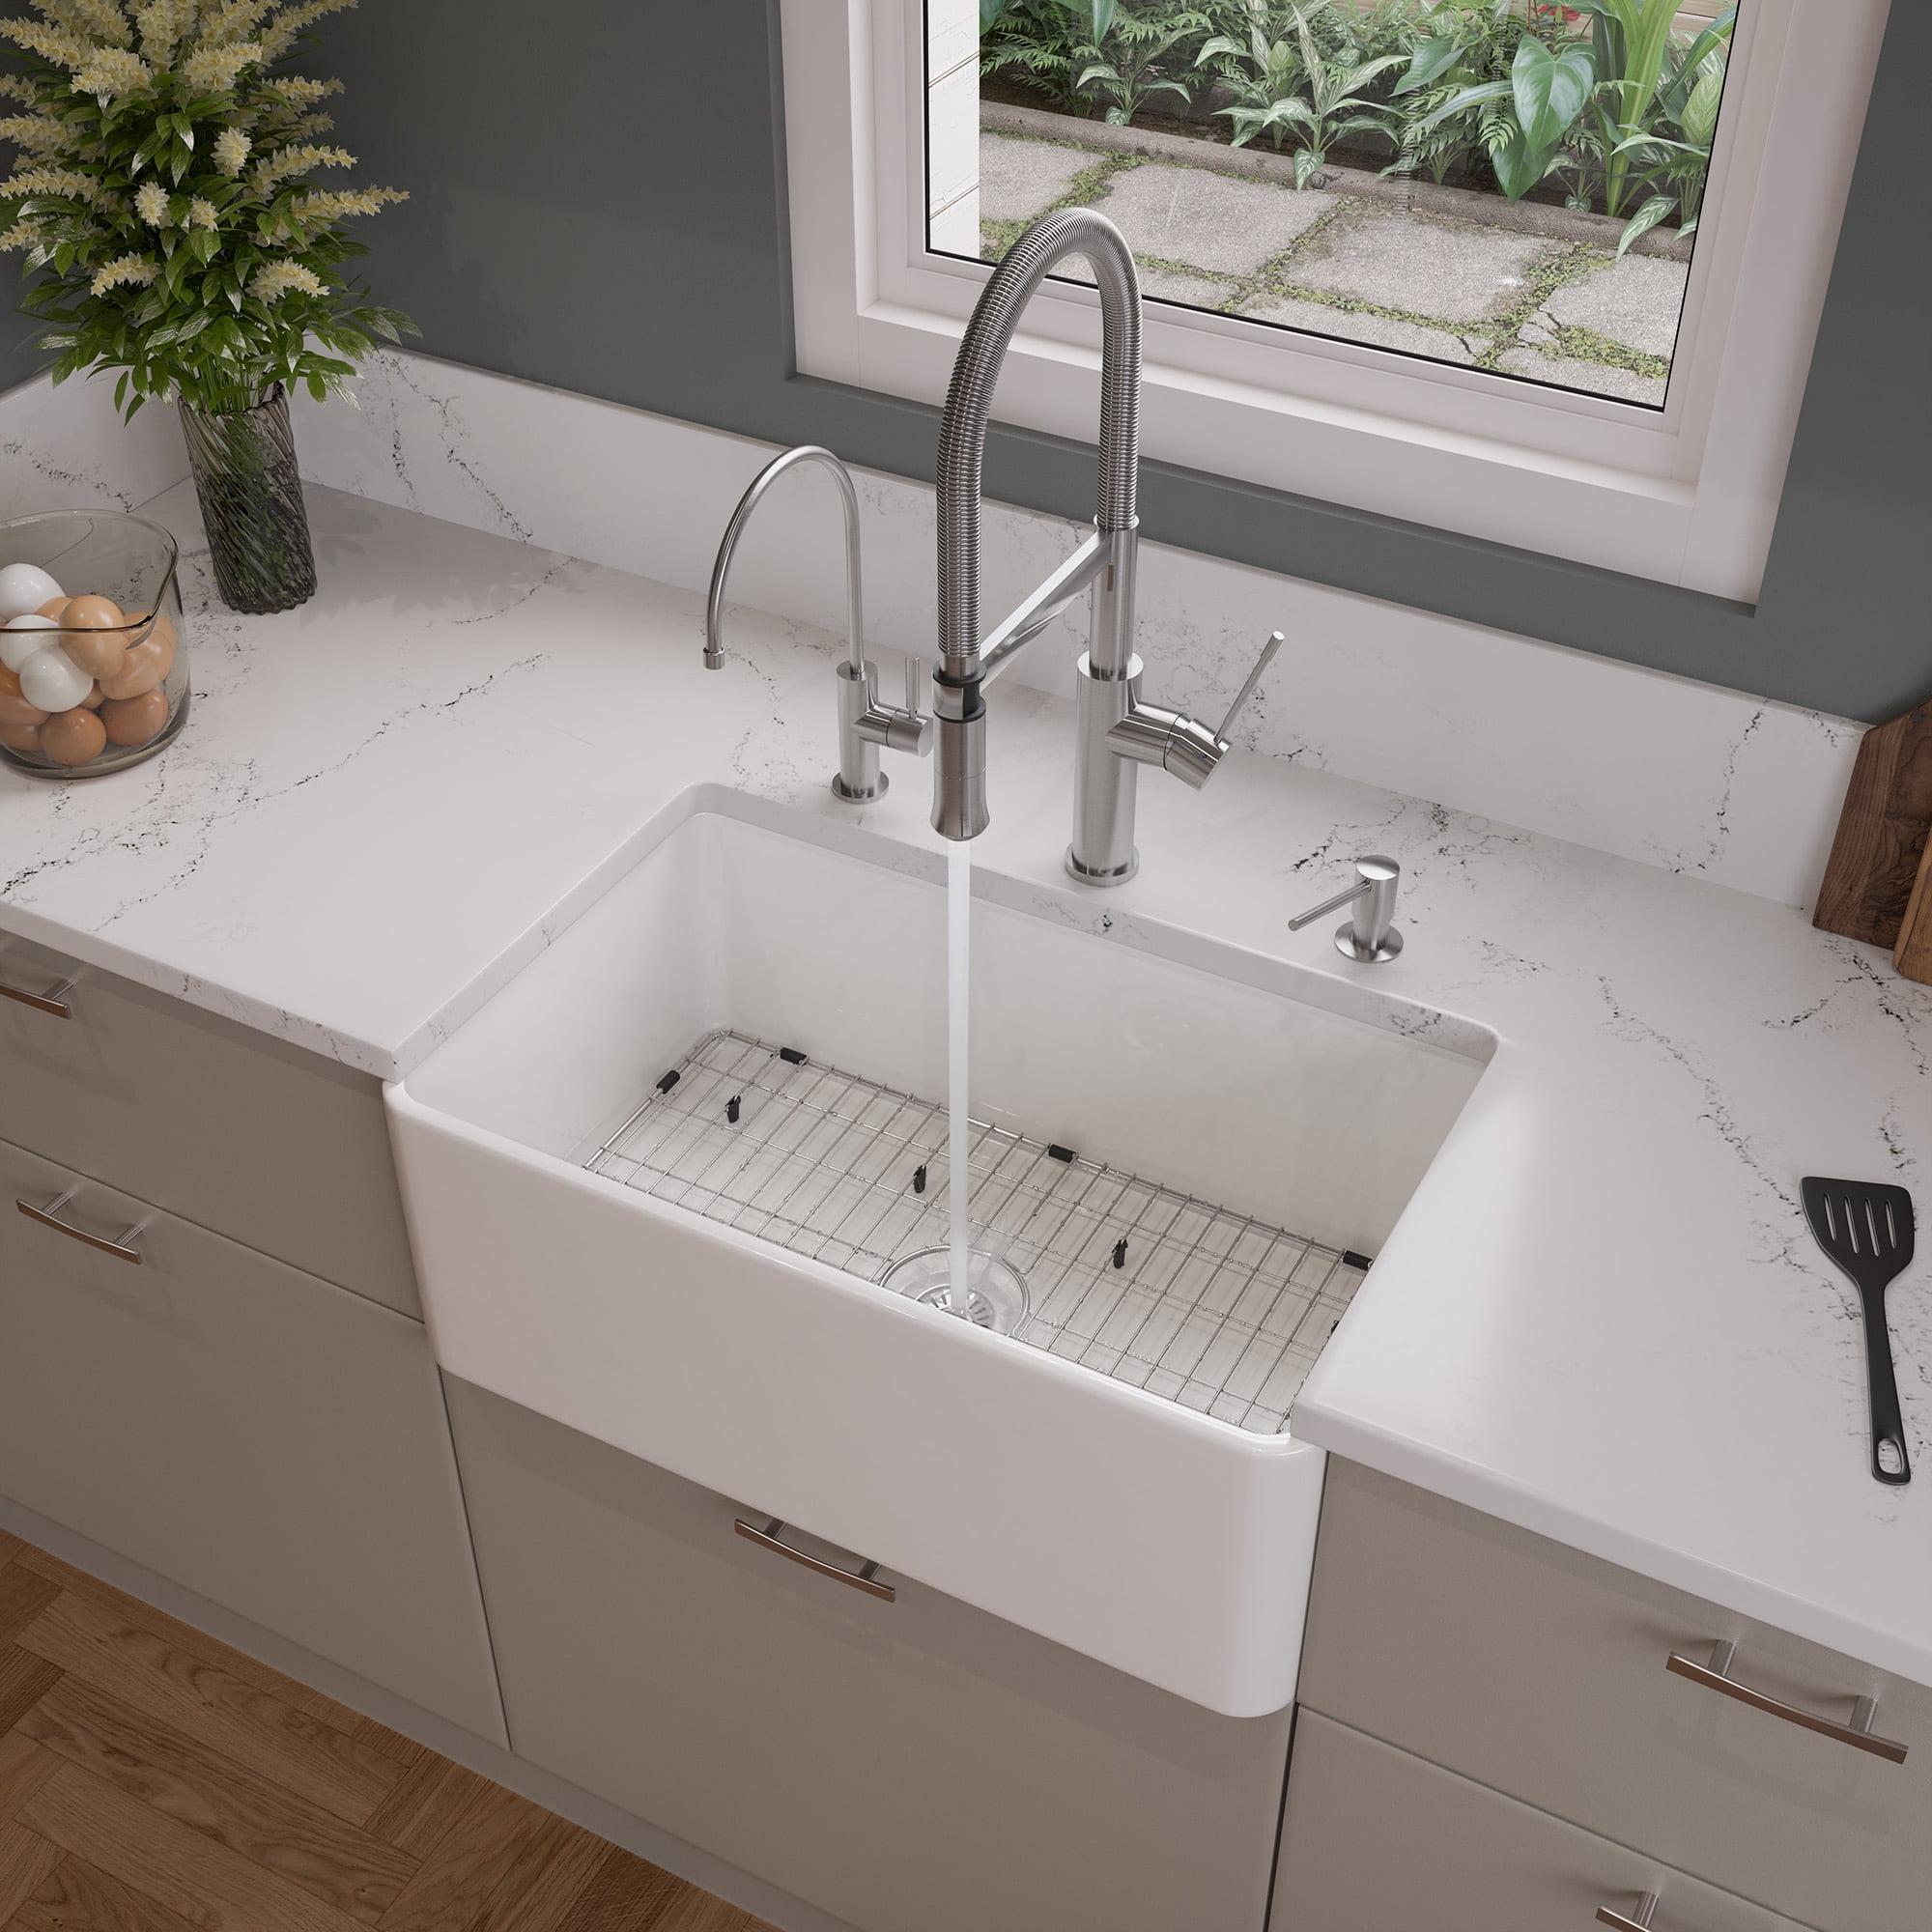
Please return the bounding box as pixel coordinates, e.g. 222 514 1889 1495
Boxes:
0 510 189 779
180 384 318 614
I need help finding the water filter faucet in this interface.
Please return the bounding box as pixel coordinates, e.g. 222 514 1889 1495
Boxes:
705 443 931 801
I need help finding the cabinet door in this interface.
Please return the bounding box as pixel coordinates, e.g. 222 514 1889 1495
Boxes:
445 1377 1290 1932
1299 1461 1927 1932
1274 1713 1809 1932
0 931 417 1315
0 1134 504 1744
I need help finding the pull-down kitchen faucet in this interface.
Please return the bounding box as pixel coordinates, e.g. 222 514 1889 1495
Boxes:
930 208 1282 882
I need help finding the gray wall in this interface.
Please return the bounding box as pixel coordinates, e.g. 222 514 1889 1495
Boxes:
7 4 1926 721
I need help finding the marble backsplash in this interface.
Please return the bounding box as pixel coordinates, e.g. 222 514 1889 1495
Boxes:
0 355 1860 909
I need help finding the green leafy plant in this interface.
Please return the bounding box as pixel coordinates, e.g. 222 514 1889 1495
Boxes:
1597 7 1733 252
1384 0 1526 185
1408 26 1594 202
1203 2 1405 182
1194 14 1313 152
1076 6 1219 123
0 0 412 419
980 0 1096 104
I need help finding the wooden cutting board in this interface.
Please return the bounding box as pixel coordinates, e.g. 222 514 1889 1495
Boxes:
1813 696 1932 949
1896 838 1932 984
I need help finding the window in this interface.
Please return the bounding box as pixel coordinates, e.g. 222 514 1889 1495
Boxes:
782 0 1889 598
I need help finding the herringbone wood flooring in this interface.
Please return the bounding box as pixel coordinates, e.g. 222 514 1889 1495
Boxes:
0 1528 773 1931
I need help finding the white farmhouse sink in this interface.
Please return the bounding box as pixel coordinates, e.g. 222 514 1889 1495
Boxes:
388 786 1489 1716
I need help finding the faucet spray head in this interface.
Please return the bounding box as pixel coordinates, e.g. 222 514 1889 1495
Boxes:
930 678 989 841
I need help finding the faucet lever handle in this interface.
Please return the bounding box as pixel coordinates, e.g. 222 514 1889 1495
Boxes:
1213 630 1285 746
863 653 934 758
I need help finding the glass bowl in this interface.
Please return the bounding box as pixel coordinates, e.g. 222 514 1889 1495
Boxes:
0 510 189 780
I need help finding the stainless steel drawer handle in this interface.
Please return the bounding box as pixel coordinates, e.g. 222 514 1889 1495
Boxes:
17 1189 146 1265
1666 1640 1908 1763
733 1516 896 1603
0 971 73 1018
1596 1892 1659 1932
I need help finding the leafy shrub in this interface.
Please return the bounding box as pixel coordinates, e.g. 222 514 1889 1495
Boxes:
983 0 1734 247
0 1 411 417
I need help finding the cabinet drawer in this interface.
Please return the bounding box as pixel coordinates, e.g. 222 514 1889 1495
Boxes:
0 932 417 1314
1274 1712 1806 1932
0 1134 503 1744
1298 1462 1926 1932
445 1377 1292 1932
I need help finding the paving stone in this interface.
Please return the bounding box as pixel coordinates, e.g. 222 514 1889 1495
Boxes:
977 133 1098 223
1140 266 1243 310
1540 251 1690 361
1093 163 1333 276
1284 206 1557 322
1495 348 1666 406
1246 294 1477 363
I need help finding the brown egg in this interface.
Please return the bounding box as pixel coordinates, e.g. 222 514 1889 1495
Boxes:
100 687 170 747
98 617 175 700
0 720 43 753
39 705 107 767
80 681 104 708
34 596 70 622
58 593 130 680
0 688 48 730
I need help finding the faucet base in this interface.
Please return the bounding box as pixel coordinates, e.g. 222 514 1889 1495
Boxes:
1336 922 1403 964
1065 845 1139 886
831 771 888 803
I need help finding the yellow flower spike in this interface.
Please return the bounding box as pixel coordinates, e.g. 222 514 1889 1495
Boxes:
0 19 93 70
71 47 155 99
251 141 355 192
247 259 327 302
89 253 159 297
182 40 262 91
1 164 101 202
33 2 132 49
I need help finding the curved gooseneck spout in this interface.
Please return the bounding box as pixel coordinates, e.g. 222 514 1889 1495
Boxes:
935 208 1142 685
707 443 864 677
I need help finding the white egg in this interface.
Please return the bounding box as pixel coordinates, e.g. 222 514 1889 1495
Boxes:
0 612 65 672
0 562 64 624
17 644 94 714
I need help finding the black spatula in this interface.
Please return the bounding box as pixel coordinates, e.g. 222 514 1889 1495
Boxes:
1802 1178 1916 1486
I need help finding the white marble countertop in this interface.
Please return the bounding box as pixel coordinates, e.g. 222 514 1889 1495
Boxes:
4 481 1928 1690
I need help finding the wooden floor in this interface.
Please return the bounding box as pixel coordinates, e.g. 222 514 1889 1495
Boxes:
0 1527 774 1931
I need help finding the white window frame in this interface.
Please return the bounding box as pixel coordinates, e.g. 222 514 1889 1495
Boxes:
782 0 1889 600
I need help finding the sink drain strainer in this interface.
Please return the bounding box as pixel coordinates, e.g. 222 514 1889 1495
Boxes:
881 1246 1030 1335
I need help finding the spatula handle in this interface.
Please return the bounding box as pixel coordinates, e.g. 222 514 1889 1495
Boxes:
1861 1285 1912 1485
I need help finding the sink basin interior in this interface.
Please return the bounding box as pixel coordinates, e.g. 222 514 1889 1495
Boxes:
408 796 1487 1436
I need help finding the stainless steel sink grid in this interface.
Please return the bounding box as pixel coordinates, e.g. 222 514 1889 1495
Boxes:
584 1030 1367 1435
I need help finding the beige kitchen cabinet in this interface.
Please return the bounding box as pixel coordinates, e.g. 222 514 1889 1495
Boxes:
444 1375 1292 1932
1295 1460 1925 1932
0 932 418 1316
1274 1711 1811 1932
0 1132 505 1744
